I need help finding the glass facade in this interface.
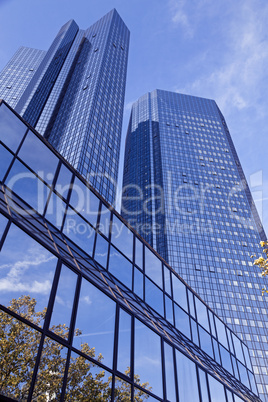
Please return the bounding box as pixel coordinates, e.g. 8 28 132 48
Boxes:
0 100 260 401
122 90 268 400
0 9 129 205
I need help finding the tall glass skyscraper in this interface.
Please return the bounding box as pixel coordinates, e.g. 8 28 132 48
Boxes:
0 9 130 205
122 89 268 399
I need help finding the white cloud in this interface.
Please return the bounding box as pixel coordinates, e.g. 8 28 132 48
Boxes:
168 0 194 37
0 277 52 294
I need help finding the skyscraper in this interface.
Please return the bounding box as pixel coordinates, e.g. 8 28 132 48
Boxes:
0 99 261 402
0 9 130 205
122 89 268 399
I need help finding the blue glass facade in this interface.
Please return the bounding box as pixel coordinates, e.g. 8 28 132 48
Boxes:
122 90 268 399
0 99 261 401
0 10 129 205
0 47 46 109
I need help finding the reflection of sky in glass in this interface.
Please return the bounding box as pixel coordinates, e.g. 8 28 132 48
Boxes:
18 130 58 185
145 277 164 316
135 237 143 268
0 223 57 322
5 159 49 215
73 278 115 369
164 342 176 402
0 104 27 152
0 144 13 181
172 273 187 312
49 264 77 336
198 368 209 402
94 234 108 268
0 212 8 240
134 318 162 398
145 246 162 288
109 246 132 289
111 215 133 260
117 309 131 375
208 374 226 402
54 163 73 200
45 191 66 229
176 349 199 400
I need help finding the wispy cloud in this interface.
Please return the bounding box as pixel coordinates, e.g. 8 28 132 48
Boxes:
168 0 194 37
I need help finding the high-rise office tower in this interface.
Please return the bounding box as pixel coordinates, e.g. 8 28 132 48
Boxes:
122 89 268 399
0 9 130 205
0 99 261 402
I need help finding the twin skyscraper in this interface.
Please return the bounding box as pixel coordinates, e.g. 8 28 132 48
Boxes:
0 9 267 401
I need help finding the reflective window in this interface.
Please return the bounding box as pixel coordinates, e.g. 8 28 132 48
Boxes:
94 234 108 268
215 316 228 349
98 204 111 238
199 326 213 358
134 318 162 398
49 264 77 338
176 349 199 401
67 352 112 399
5 159 49 215
74 278 116 368
115 377 131 399
145 246 162 288
0 312 41 401
0 103 28 152
164 265 171 295
18 130 58 184
55 163 73 200
220 345 233 375
0 144 13 181
0 224 57 326
111 215 133 260
198 368 209 402
238 361 249 389
208 374 226 402
135 236 143 268
108 245 132 289
45 191 66 229
0 212 8 241
172 273 187 311
34 337 67 400
174 304 191 339
134 267 143 298
164 342 176 401
232 334 245 364
195 296 209 331
69 177 99 227
145 277 164 316
63 207 94 256
117 309 131 376
165 295 174 325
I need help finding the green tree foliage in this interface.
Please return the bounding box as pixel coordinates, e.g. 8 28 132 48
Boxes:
252 241 268 295
0 296 151 401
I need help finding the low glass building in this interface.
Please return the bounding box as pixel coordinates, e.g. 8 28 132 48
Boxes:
0 101 260 401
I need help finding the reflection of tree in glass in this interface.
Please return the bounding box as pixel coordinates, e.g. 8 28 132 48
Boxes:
0 296 151 401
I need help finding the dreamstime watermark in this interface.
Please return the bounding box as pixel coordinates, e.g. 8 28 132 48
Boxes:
5 169 265 237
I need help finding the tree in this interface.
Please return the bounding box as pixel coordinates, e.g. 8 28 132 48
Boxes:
252 241 268 295
0 296 151 401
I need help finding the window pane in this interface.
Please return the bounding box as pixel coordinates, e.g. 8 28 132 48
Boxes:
0 144 13 181
208 374 226 402
117 309 131 376
0 224 57 326
174 304 191 339
195 296 209 331
176 350 199 401
0 103 28 152
94 234 108 268
134 267 143 299
164 342 176 402
109 246 132 289
98 204 111 238
115 377 131 400
66 352 112 400
45 191 66 229
145 246 162 288
164 265 171 295
165 295 174 325
34 337 67 401
49 264 77 338
172 274 187 311
198 368 209 402
111 215 133 260
55 163 73 200
5 159 49 215
69 176 99 227
215 316 228 348
0 312 41 401
18 130 58 184
0 212 8 240
74 279 116 368
145 277 164 316
63 207 94 256
199 326 213 358
135 237 143 268
134 318 162 398
220 345 233 375
232 334 245 364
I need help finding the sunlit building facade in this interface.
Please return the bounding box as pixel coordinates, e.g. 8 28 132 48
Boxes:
122 90 268 400
0 10 129 205
0 101 261 400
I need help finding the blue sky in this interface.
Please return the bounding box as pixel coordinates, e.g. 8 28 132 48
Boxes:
0 0 267 235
